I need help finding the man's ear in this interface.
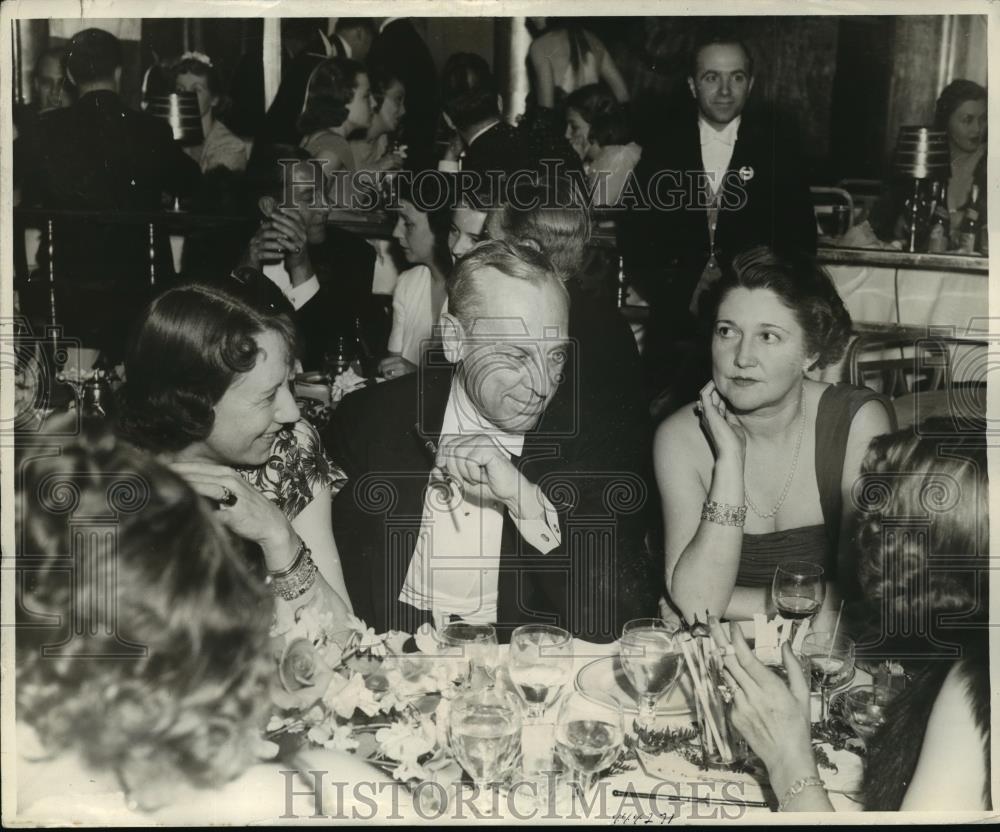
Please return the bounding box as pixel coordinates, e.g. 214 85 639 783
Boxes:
687 76 697 99
66 67 77 88
747 76 755 97
439 312 465 364
113 66 123 91
442 111 456 132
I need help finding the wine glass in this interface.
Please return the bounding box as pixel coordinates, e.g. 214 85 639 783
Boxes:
438 621 499 689
843 685 891 744
554 691 624 798
801 631 856 722
508 624 574 721
618 618 683 750
448 687 522 799
772 561 826 625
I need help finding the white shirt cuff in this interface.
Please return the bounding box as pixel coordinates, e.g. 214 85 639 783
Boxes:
511 491 562 555
287 275 320 310
437 159 461 172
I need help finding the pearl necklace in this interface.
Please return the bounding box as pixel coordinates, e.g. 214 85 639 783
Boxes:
744 396 807 520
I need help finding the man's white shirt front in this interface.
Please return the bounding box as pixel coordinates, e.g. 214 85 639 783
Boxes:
399 377 560 625
262 262 320 310
698 115 741 195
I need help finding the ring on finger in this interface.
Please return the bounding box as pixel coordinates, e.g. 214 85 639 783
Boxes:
220 486 238 508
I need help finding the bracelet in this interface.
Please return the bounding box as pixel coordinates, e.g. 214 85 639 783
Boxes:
701 500 747 527
777 776 826 812
268 539 318 601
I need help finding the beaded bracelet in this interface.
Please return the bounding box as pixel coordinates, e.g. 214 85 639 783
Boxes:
778 776 825 811
268 538 318 601
701 499 747 527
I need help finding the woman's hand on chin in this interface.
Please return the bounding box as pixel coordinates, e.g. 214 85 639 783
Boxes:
697 381 747 467
168 462 296 568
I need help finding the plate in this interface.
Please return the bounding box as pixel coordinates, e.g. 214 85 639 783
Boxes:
574 655 695 716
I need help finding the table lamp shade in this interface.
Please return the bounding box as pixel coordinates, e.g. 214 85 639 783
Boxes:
145 92 204 146
892 126 950 179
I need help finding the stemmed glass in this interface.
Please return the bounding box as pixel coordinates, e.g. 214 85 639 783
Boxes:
438 621 499 689
554 691 624 798
618 618 683 750
801 631 856 722
448 687 523 803
772 561 826 624
508 625 574 721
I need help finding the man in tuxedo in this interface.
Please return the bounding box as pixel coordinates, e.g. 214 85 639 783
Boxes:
438 53 534 178
14 27 200 361
327 240 657 642
368 18 440 172
620 30 816 400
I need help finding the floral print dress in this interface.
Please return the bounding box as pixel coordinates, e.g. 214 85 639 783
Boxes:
235 419 346 521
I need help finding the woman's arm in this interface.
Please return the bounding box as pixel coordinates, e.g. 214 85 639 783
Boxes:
591 33 630 102
658 387 750 622
836 399 894 594
900 663 989 810
529 40 556 109
291 487 353 614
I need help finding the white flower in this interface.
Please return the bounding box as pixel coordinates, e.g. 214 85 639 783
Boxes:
328 672 380 719
345 615 386 656
414 622 439 656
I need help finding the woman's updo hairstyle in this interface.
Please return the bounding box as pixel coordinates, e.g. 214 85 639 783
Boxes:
565 83 632 148
706 245 853 370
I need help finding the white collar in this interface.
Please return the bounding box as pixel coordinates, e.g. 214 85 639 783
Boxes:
379 17 402 34
441 375 525 457
465 119 501 148
698 115 741 146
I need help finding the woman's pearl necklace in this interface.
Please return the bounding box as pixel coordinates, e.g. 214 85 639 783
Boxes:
743 395 808 520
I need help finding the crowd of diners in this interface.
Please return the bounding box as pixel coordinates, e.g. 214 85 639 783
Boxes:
11 18 990 819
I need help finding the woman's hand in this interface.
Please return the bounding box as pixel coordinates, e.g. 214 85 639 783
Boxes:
168 462 297 570
709 618 818 792
374 146 407 171
697 381 747 466
378 355 417 379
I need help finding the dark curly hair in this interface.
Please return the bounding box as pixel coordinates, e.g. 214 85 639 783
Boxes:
171 53 231 120
565 83 632 148
706 245 852 370
368 62 404 113
117 275 298 454
297 57 365 136
854 420 988 634
16 421 274 811
441 52 499 131
934 79 988 131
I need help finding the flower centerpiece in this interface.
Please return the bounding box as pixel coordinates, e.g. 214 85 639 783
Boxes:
264 610 464 788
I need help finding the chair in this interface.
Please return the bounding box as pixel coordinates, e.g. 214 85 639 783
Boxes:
810 187 855 237
846 327 988 429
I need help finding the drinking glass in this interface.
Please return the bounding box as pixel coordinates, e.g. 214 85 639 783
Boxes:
508 624 574 720
772 561 826 623
619 618 683 749
801 632 856 722
554 691 624 797
439 621 499 689
843 685 891 743
448 687 522 796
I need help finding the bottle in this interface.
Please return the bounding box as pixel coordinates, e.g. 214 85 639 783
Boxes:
956 184 981 254
323 336 351 382
353 316 376 377
926 182 950 254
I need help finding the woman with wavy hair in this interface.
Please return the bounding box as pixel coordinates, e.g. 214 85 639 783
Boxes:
710 421 990 811
117 272 353 630
298 57 373 179
172 51 247 173
655 246 894 623
14 423 387 820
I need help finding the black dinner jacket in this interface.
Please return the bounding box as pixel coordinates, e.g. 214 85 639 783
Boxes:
325 357 658 644
462 122 535 178
619 105 817 334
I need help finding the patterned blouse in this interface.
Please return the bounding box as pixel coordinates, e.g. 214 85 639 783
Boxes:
235 419 346 521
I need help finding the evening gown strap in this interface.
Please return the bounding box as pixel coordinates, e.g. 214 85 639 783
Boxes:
735 383 894 587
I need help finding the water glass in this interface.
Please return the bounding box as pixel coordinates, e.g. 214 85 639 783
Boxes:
448 687 522 791
554 691 624 797
619 618 683 749
801 632 856 722
438 621 499 689
508 624 573 720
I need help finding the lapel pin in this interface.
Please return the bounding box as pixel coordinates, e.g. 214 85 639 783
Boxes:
739 165 755 182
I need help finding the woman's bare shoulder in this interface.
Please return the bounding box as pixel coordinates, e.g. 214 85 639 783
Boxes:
655 402 711 467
